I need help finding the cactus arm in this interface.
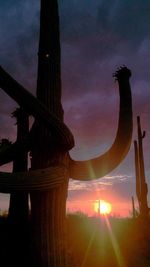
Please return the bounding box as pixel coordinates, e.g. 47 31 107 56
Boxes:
69 67 133 180
0 66 74 150
0 141 26 166
0 165 68 193
0 121 37 166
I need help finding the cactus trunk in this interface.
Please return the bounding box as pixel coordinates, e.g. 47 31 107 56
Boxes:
9 108 29 223
30 0 69 266
134 116 149 219
8 108 29 267
131 196 136 218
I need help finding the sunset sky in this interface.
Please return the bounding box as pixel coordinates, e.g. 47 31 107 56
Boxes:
0 0 150 217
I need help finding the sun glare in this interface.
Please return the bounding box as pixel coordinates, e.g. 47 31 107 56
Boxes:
94 200 112 215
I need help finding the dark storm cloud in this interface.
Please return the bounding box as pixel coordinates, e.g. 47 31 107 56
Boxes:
0 0 149 148
60 0 150 54
0 0 39 90
1 0 150 79
60 0 150 99
97 0 150 43
0 0 39 143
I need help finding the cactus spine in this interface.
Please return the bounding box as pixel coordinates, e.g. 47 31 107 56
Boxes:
134 116 149 219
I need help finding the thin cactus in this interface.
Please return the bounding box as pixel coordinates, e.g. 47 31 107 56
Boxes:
131 196 136 219
134 140 141 209
134 116 149 219
0 0 133 266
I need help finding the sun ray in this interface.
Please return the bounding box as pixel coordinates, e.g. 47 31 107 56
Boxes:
104 215 126 267
80 227 97 267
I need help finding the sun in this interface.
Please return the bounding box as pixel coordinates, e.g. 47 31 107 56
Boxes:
94 200 112 215
100 200 112 215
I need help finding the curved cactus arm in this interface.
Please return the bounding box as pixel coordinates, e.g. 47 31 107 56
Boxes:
0 66 74 150
69 67 133 181
0 165 68 193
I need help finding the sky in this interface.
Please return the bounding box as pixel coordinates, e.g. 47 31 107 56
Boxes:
0 0 150 217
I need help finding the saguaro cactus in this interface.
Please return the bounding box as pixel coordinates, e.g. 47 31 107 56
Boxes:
134 116 149 219
0 0 133 267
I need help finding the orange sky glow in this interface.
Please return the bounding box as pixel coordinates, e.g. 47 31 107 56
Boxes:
67 195 135 218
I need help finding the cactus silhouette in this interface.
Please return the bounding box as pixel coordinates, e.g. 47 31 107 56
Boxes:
9 107 29 224
0 0 133 266
134 116 149 219
131 196 136 218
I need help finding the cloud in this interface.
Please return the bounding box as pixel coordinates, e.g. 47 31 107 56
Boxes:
0 0 39 91
68 172 134 202
60 0 150 60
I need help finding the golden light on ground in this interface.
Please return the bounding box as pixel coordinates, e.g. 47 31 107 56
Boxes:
104 216 126 267
94 200 112 215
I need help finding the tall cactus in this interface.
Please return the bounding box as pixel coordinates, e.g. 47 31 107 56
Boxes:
134 116 149 219
0 0 133 266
